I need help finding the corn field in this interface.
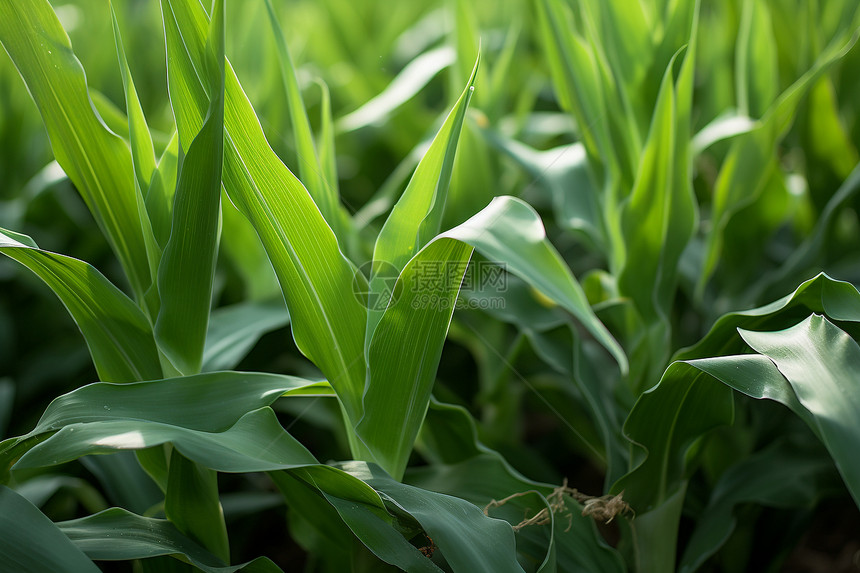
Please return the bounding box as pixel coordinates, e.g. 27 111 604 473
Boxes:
1 0 859 571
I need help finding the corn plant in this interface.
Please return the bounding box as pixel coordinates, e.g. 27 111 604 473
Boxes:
0 0 625 570
2 0 860 571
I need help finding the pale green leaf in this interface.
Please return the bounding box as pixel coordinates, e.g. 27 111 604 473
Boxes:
359 239 473 479
736 0 778 118
156 0 226 375
263 0 347 242
0 0 155 300
699 31 858 294
161 0 367 421
337 47 457 132
0 371 330 481
441 196 628 373
368 54 478 342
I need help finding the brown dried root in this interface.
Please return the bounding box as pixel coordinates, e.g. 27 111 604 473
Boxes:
418 535 436 559
483 479 634 532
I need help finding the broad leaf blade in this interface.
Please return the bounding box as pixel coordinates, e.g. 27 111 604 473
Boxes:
156 0 227 374
678 273 860 360
110 3 162 282
263 0 346 242
0 229 161 383
612 361 734 511
58 508 284 572
337 47 457 132
0 0 154 300
740 314 860 506
414 401 627 573
0 371 330 480
14 407 318 472
202 300 290 372
0 485 100 573
110 2 157 195
367 54 479 343
441 196 628 373
162 0 367 420
343 462 526 573
359 239 473 479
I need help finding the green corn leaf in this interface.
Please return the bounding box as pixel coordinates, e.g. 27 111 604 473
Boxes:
162 0 367 420
202 300 291 372
413 401 627 572
534 0 611 180
13 407 318 472
0 371 331 481
679 439 838 573
146 133 180 250
678 273 860 360
479 132 606 252
612 273 860 566
265 472 357 570
739 314 860 506
752 165 860 302
109 2 157 196
156 0 226 375
441 197 627 373
616 10 698 392
273 470 443 572
367 54 478 342
360 196 625 479
691 112 755 155
483 21 523 117
317 80 339 206
0 0 155 301
0 228 161 383
698 31 858 296
279 460 522 572
58 508 284 572
0 485 101 573
110 3 162 282
219 190 281 302
81 452 164 514
359 239 473 479
14 475 107 512
591 0 651 98
612 361 734 512
618 49 696 326
10 413 511 572
30 372 329 434
337 46 457 132
451 0 479 88
165 450 230 562
263 0 347 243
342 461 526 573
736 0 778 118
